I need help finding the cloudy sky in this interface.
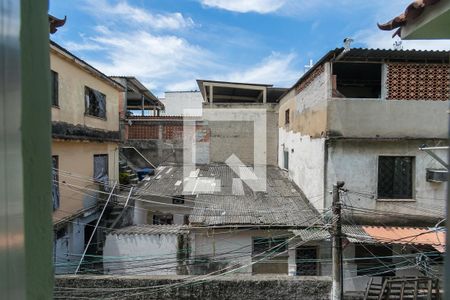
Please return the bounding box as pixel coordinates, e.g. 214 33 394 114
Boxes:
49 0 450 96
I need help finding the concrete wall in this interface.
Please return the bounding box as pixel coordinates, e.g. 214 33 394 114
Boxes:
192 229 307 276
54 212 99 274
52 140 119 222
325 140 447 225
277 69 329 211
103 233 181 275
327 99 448 139
294 63 330 137
50 51 120 132
206 104 278 166
55 275 332 299
160 91 203 116
279 129 326 212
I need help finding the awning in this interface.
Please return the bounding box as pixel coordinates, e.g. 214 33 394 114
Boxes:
293 226 445 253
362 226 445 253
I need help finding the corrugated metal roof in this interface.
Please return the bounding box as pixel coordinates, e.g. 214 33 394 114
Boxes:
110 225 189 236
292 225 374 243
284 47 450 101
136 164 321 227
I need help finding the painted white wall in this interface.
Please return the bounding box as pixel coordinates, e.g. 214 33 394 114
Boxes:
278 128 326 211
104 233 180 275
193 229 292 275
160 91 203 116
54 212 99 274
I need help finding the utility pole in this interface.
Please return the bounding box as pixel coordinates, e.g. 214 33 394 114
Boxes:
332 181 345 300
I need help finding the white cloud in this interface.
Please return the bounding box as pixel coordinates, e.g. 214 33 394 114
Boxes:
82 0 194 30
224 52 300 86
200 0 286 14
355 29 450 51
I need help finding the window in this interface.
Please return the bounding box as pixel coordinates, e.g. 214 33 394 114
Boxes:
283 149 289 170
173 195 185 205
355 245 395 276
51 70 59 107
285 109 290 125
252 237 288 274
52 156 60 210
332 63 382 98
153 214 173 225
93 154 108 185
85 86 106 118
296 246 318 276
378 156 414 199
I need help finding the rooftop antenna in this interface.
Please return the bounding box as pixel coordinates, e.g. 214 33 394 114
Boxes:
393 39 403 50
304 59 314 72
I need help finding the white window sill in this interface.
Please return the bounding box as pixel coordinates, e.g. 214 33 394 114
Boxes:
376 198 416 202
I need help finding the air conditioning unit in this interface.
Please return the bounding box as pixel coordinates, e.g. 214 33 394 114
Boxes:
426 169 448 183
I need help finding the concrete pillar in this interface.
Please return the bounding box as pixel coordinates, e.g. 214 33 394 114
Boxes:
209 85 213 107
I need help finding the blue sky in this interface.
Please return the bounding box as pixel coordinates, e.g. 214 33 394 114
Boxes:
49 0 450 96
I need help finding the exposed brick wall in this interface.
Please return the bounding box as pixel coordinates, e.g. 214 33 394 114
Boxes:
128 124 159 139
386 63 450 100
295 64 325 95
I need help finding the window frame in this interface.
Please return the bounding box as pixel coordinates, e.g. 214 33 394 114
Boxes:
93 154 109 183
377 155 415 201
51 155 60 211
296 245 319 276
285 109 290 125
51 70 59 107
283 149 289 170
84 86 107 119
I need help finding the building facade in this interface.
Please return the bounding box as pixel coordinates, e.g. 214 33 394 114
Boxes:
50 41 123 274
277 48 449 294
277 48 449 224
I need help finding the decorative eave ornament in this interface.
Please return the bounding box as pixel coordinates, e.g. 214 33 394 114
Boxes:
49 15 67 34
377 0 440 38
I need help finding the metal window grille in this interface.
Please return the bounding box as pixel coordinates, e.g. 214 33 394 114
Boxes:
378 156 413 199
252 237 287 255
296 246 318 276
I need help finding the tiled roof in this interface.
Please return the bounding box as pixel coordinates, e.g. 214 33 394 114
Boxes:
110 224 189 235
136 164 322 227
293 226 445 252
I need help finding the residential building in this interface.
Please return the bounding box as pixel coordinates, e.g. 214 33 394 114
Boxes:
50 41 124 274
160 91 204 116
277 47 449 294
132 164 322 276
277 48 448 225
